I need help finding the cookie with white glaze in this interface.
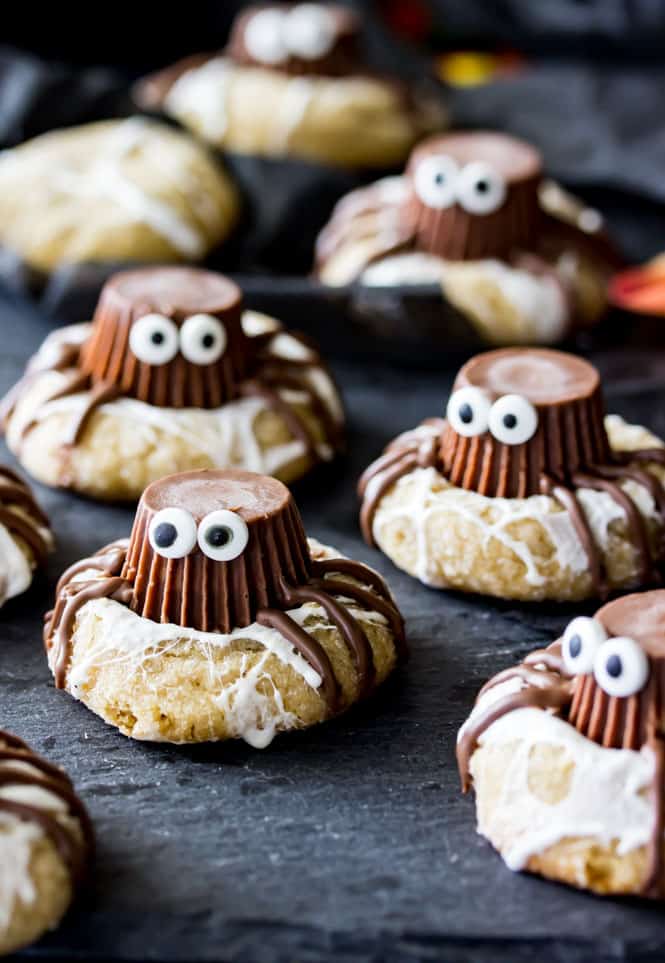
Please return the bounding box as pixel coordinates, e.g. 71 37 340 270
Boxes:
359 348 665 602
0 118 239 273
0 467 52 606
316 132 618 344
43 469 405 746
2 266 345 501
457 591 665 898
0 729 93 954
136 3 445 169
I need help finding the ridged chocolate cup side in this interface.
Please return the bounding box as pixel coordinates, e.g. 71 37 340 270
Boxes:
568 591 665 749
122 469 312 632
401 131 543 262
440 348 611 498
226 4 362 77
79 267 248 408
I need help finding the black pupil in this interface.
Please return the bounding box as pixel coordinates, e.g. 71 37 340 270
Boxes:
206 525 233 548
503 413 518 429
151 331 165 345
476 179 490 193
459 403 473 425
202 333 215 348
154 522 177 548
606 654 622 678
568 634 582 659
435 172 446 185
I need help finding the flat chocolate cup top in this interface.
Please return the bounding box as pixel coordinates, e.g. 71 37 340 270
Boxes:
455 348 600 406
595 590 665 660
143 469 292 524
407 131 542 183
105 266 242 318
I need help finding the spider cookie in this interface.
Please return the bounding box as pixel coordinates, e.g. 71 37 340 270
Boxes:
0 117 239 273
457 591 665 898
43 469 405 746
316 131 617 344
0 467 52 607
2 266 344 500
359 347 665 602
0 728 93 954
137 3 444 168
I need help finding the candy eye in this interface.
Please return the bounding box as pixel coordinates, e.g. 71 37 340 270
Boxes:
148 508 197 559
456 161 506 215
413 155 459 210
244 8 288 64
197 510 249 562
562 616 608 675
446 386 491 438
129 314 179 366
179 314 227 366
488 394 538 445
285 4 336 59
593 637 650 698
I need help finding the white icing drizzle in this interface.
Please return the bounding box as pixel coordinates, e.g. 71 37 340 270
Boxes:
165 59 232 142
370 420 662 589
59 540 387 747
462 680 655 870
12 118 209 258
0 757 70 931
0 522 34 607
270 77 315 152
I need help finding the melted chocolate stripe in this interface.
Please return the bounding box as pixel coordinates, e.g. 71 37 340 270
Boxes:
307 577 406 659
0 506 49 566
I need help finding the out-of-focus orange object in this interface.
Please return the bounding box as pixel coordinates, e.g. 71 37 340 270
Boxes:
437 50 526 86
609 256 665 316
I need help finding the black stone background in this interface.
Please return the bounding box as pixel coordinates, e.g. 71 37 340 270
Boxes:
2 286 665 963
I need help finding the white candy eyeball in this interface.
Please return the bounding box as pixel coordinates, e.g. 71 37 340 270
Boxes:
562 616 608 676
446 386 491 438
129 314 179 366
148 508 197 559
179 314 227 366
455 161 507 215
285 4 336 59
244 8 288 64
593 637 650 698
413 155 459 210
488 394 538 445
197 510 249 562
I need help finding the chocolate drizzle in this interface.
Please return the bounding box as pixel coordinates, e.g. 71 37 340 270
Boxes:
457 590 665 897
44 470 405 716
0 728 93 888
0 465 51 568
359 349 665 596
1 267 344 471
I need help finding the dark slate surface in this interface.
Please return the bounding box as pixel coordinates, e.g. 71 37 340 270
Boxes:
3 285 665 963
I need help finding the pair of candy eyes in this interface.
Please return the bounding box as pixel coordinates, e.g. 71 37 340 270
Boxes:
245 4 337 65
562 617 650 698
413 155 507 215
446 387 538 445
148 507 248 562
129 314 227 367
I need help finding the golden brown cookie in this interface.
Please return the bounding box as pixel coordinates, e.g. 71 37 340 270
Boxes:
0 118 239 272
359 348 665 601
44 469 406 746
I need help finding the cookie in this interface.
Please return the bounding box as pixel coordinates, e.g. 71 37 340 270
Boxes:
0 118 239 273
43 469 405 746
0 728 93 954
136 4 445 169
2 266 345 500
359 348 665 601
316 132 618 344
0 466 52 606
457 590 665 898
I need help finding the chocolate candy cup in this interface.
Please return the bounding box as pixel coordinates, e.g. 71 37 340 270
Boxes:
440 347 611 499
79 266 248 408
402 131 542 262
122 469 311 632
